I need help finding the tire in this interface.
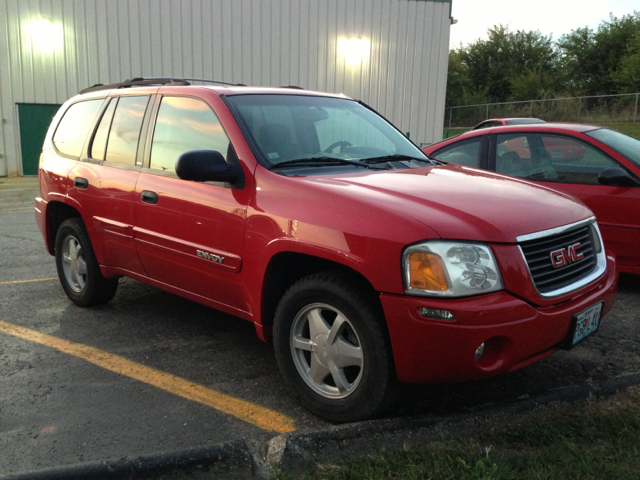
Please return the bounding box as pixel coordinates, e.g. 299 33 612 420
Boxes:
54 218 118 307
273 271 397 422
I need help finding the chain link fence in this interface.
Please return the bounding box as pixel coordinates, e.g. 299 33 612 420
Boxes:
446 93 640 130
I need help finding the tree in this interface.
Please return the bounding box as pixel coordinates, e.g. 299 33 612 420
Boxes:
612 30 640 93
445 48 488 107
460 25 557 103
557 12 640 95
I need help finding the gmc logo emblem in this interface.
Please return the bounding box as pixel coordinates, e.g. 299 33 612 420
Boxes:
550 243 584 268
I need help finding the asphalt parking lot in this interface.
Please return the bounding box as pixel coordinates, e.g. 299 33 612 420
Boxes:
1 177 639 478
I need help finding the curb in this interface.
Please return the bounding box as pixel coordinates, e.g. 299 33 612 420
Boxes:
4 372 640 479
265 372 640 474
2 440 254 480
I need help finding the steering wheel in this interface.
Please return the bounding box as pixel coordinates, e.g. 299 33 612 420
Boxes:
324 140 353 154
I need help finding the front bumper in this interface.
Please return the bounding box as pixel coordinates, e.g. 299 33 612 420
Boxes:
382 255 618 383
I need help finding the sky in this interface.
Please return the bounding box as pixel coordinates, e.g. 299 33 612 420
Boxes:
449 0 639 47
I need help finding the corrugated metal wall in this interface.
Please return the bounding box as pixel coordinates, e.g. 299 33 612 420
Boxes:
0 0 451 177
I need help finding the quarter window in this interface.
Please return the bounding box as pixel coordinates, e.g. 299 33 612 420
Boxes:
53 99 104 157
90 99 116 161
150 96 230 172
104 96 150 165
430 138 481 168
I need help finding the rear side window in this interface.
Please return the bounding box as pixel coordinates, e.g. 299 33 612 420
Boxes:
90 99 116 161
52 99 103 157
430 138 481 168
150 96 230 172
104 96 150 165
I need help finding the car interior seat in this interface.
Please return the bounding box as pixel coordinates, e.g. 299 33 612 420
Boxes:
528 147 559 180
257 123 302 163
496 150 529 178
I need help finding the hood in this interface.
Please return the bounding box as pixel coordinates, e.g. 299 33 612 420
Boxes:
304 164 593 243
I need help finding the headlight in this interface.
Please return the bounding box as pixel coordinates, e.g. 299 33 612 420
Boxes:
403 241 503 297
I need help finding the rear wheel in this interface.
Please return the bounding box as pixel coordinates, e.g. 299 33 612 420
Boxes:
55 218 118 307
274 272 396 422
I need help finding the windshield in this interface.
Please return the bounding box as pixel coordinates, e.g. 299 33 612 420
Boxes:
225 94 427 169
585 128 640 168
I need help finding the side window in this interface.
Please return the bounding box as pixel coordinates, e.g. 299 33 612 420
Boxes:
104 96 150 165
496 134 531 178
430 138 481 168
52 99 104 157
537 134 618 184
90 99 116 161
497 133 619 184
150 96 230 172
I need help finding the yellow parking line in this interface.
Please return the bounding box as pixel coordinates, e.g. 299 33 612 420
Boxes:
0 277 58 285
0 320 296 433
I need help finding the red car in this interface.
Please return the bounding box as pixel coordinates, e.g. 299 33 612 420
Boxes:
423 123 640 275
473 118 545 130
36 80 617 422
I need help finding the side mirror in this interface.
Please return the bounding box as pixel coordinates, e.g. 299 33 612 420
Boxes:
176 150 241 184
598 167 639 187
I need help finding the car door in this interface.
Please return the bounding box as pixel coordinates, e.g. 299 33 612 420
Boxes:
492 131 640 272
133 93 251 314
67 93 153 274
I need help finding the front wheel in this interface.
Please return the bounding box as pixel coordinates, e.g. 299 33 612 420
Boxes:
55 218 118 307
274 272 396 422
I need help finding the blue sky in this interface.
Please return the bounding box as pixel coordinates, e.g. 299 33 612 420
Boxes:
449 0 639 47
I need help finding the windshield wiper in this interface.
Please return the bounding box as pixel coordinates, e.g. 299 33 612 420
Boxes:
361 154 440 165
272 157 386 170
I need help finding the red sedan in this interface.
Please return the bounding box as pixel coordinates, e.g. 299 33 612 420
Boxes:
424 123 640 275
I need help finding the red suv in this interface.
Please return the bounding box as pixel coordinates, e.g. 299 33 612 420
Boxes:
36 78 617 422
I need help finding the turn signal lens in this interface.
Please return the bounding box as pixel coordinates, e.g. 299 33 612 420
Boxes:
408 252 448 291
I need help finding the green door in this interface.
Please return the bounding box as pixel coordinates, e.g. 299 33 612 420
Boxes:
17 103 62 176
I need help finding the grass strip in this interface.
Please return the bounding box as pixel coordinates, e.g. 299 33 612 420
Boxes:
281 386 640 479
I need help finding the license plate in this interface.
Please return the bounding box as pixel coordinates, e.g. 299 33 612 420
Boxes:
571 302 603 345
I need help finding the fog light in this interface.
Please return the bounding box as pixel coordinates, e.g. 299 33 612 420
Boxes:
418 307 455 321
475 342 485 361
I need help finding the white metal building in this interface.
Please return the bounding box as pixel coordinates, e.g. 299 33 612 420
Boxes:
0 0 452 177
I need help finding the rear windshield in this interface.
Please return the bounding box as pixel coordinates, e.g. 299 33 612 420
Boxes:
585 128 640 167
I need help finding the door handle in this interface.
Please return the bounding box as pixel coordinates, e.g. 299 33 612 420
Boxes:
141 190 158 205
74 177 89 189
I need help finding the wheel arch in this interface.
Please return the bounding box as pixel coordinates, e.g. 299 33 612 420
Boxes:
45 201 83 254
260 251 384 336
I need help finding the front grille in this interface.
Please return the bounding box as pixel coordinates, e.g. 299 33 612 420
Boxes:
519 225 598 295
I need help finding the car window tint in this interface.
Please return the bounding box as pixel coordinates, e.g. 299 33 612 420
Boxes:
52 99 104 157
430 138 481 168
496 134 531 178
315 108 395 153
586 128 640 167
105 96 150 165
150 96 230 172
227 94 421 168
537 134 618 184
90 99 116 161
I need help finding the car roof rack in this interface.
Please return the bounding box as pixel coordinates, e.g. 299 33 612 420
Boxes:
79 77 245 94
